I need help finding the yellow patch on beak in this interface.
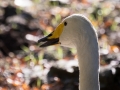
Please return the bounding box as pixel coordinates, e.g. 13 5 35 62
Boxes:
38 22 64 47
48 23 64 39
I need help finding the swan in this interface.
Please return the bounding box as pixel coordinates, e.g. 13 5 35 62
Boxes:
38 14 100 90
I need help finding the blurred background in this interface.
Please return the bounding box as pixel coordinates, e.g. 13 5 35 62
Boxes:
0 0 120 90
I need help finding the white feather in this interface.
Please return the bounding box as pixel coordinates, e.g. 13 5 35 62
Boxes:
60 14 100 90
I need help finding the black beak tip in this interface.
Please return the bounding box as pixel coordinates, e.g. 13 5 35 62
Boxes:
38 39 41 43
38 38 59 47
40 44 47 47
38 37 48 43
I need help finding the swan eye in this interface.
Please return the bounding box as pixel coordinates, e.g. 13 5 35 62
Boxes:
64 22 67 26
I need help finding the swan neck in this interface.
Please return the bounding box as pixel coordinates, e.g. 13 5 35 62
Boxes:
77 39 100 90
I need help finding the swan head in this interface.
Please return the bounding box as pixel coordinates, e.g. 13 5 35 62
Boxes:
38 14 96 48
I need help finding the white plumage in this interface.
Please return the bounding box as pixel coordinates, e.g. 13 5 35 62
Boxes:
38 14 100 90
60 14 100 90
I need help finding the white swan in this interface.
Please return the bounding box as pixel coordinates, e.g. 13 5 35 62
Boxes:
38 14 100 90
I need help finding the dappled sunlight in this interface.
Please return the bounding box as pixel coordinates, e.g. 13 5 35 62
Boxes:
0 0 120 90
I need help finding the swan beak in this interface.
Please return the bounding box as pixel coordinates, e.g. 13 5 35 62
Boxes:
38 23 64 47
